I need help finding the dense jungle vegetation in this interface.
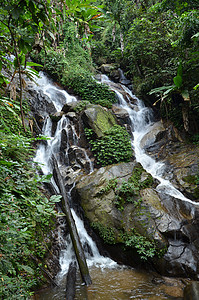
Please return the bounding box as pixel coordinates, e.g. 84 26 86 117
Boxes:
0 0 199 298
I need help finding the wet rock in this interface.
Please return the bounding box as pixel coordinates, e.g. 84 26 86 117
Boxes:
118 68 131 85
167 145 199 200
68 145 92 173
66 112 77 121
82 104 117 137
29 89 57 117
100 64 120 81
183 281 199 300
62 101 79 113
50 111 64 122
112 105 131 126
140 121 165 149
60 125 76 152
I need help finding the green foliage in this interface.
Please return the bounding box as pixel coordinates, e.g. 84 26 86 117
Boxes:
0 97 30 135
191 134 199 145
93 0 199 136
67 74 116 108
122 229 157 260
31 21 116 108
0 96 60 299
97 178 118 195
91 222 116 244
86 125 132 166
114 181 141 211
74 100 91 112
114 165 154 211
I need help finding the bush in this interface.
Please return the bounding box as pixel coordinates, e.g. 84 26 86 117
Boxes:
0 97 60 299
31 21 116 109
86 125 133 166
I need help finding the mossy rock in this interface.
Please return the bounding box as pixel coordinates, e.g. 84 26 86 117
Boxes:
82 104 117 137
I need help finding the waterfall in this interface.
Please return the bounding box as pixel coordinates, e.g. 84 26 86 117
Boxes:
100 74 199 206
33 72 116 283
32 71 197 299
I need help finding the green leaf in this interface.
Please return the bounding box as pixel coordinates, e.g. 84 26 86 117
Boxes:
36 204 43 213
26 62 43 67
50 195 62 202
21 265 34 275
177 62 183 77
173 75 182 88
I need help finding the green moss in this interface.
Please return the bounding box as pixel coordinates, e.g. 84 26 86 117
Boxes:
182 175 197 184
91 222 116 244
95 108 117 133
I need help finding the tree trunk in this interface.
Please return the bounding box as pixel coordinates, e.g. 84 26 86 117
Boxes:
51 155 92 286
66 261 77 300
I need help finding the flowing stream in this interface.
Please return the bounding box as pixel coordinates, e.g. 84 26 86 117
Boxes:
33 72 185 299
100 74 199 206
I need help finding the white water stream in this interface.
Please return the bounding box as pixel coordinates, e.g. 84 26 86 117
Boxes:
100 74 199 206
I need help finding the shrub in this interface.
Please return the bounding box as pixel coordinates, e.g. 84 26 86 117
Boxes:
86 125 133 166
91 222 116 244
0 96 60 299
122 229 157 260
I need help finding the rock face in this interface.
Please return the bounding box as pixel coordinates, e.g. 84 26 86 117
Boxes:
183 281 199 300
75 161 199 279
145 122 199 200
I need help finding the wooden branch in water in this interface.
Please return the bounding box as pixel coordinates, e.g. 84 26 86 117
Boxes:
51 155 92 286
66 261 77 300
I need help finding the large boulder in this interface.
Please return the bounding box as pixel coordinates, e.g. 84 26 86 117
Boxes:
140 121 165 149
74 162 199 278
167 144 199 199
82 104 117 137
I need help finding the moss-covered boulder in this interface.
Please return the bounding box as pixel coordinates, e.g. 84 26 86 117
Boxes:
82 104 117 137
75 162 167 255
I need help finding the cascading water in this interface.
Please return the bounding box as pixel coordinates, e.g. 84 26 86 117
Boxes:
33 72 187 299
33 72 117 299
100 74 199 206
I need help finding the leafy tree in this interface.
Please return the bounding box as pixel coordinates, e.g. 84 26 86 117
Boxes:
0 0 52 131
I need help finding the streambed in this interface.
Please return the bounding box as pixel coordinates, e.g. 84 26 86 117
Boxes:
34 266 184 299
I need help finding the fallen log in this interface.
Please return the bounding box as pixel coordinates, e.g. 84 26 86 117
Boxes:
65 261 77 300
51 155 92 286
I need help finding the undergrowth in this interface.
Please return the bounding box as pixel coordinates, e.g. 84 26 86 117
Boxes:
85 125 133 166
0 96 60 299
